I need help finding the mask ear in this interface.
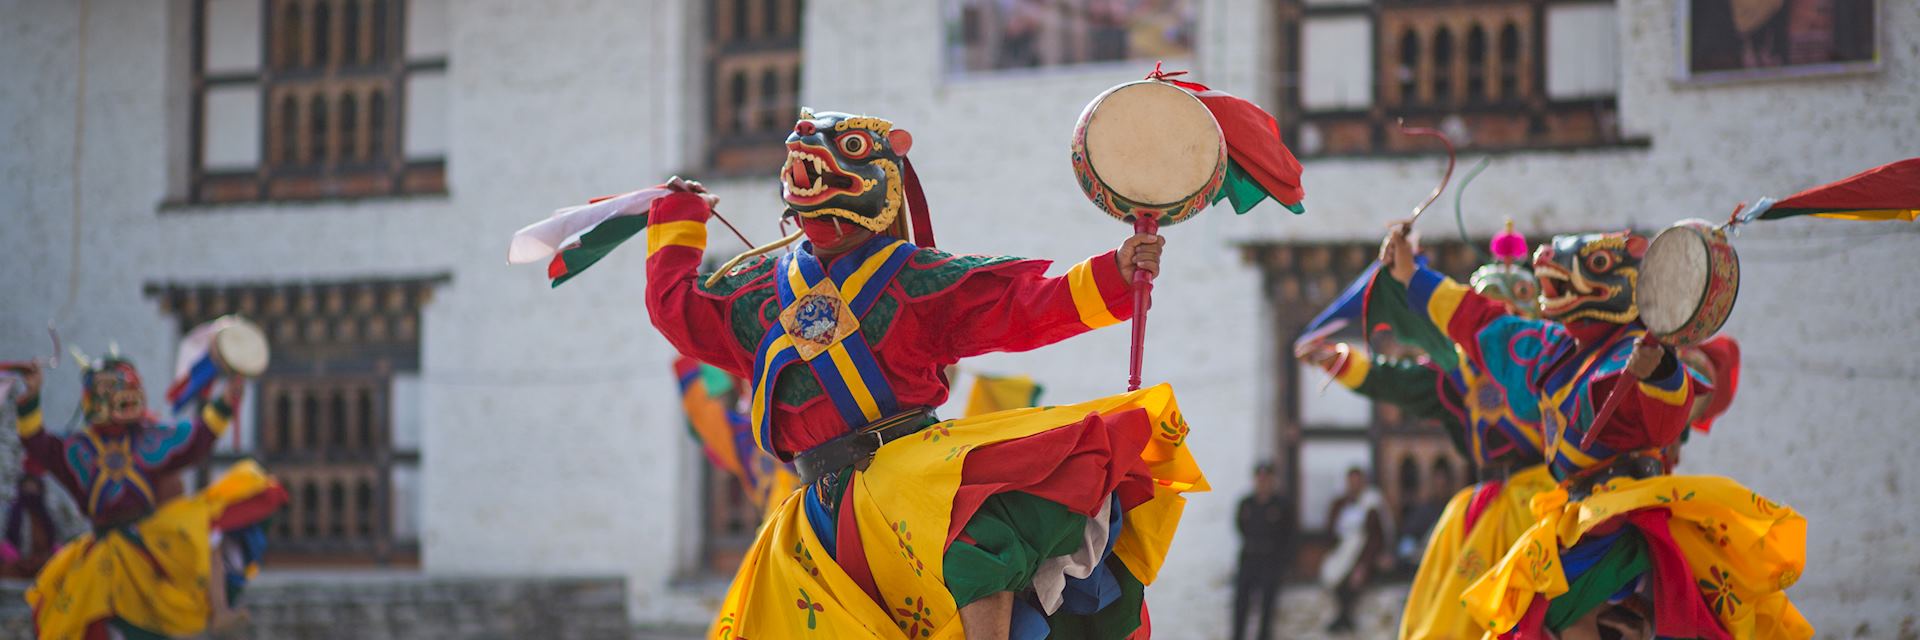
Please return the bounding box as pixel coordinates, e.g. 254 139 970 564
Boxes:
799 107 814 120
888 129 914 156
1626 234 1649 257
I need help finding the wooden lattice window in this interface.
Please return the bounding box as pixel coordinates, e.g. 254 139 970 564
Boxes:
190 0 446 203
150 276 444 565
705 0 804 176
1278 0 1629 156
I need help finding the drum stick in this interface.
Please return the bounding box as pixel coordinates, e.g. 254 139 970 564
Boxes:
1126 216 1160 391
1579 336 1659 450
1394 119 1456 231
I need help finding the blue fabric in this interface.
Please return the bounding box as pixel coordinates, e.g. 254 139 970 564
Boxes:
802 483 836 558
1010 599 1050 640
1302 257 1430 339
168 356 220 413
1060 497 1127 615
1560 528 1627 580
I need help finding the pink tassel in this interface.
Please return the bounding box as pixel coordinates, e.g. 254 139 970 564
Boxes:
1490 218 1528 262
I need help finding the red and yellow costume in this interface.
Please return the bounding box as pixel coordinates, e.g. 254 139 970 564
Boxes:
642 110 1204 639
14 358 286 640
1400 233 1808 639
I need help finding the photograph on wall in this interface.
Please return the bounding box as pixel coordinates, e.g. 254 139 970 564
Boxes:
1684 0 1878 80
946 0 1196 75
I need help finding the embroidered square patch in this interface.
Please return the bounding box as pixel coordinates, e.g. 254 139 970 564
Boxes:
779 278 860 361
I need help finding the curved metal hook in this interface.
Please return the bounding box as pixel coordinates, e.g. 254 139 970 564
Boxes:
1453 156 1493 253
1395 118 1457 229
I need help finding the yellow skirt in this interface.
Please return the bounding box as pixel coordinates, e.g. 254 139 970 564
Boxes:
27 461 281 640
710 385 1206 639
1400 464 1556 640
1459 474 1811 639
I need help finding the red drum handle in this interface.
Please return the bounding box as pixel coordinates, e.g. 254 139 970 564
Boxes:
1127 216 1160 391
1579 336 1661 450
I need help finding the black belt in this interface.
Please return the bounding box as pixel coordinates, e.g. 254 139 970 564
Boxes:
792 408 937 485
1476 462 1517 483
1565 451 1666 501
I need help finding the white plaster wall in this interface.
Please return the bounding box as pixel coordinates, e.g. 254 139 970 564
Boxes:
1545 2 1618 99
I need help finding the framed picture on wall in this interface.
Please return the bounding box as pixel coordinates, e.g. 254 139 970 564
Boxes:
945 0 1197 76
1679 0 1879 83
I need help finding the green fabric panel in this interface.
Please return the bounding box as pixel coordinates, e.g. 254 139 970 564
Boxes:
699 254 777 296
943 492 1090 608
860 293 899 346
1544 529 1652 632
1208 160 1307 215
1045 558 1147 640
550 214 649 287
728 286 777 356
1364 274 1460 372
774 363 824 407
1212 160 1269 214
1354 355 1469 454
897 248 1022 299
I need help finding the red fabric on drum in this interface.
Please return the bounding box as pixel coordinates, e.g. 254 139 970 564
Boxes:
1160 78 1306 208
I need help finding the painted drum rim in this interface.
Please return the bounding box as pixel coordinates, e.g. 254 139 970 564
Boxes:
1070 80 1226 226
1640 219 1739 345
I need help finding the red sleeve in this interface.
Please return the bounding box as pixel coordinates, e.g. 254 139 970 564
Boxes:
642 192 755 377
14 396 80 501
924 250 1136 359
1587 353 1697 450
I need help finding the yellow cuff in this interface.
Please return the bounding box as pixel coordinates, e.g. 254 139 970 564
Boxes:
1333 345 1371 388
1637 379 1689 406
1426 277 1471 331
1066 259 1123 329
17 408 43 437
647 220 708 254
202 403 232 437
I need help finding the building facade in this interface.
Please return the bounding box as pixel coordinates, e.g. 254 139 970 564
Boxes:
2 0 1917 636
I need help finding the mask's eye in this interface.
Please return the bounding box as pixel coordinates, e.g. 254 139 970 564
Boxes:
836 133 870 159
1585 251 1617 273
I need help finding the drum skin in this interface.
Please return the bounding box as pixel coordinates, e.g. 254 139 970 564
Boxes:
1638 219 1739 346
1071 80 1225 226
211 316 272 377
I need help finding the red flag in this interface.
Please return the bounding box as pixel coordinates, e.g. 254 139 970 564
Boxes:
1160 77 1306 209
1754 158 1920 222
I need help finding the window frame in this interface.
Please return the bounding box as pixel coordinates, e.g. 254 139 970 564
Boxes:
187 0 447 205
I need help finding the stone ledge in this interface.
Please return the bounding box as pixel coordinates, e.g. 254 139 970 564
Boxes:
1 573 633 640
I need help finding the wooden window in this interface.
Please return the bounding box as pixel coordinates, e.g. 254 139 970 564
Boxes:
151 276 442 566
1397 29 1419 104
1432 27 1454 105
189 0 445 204
1498 23 1521 101
705 0 804 176
1466 26 1487 103
1278 0 1625 156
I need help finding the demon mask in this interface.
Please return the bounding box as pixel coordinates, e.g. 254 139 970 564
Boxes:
781 109 915 234
1532 231 1648 324
82 358 147 426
